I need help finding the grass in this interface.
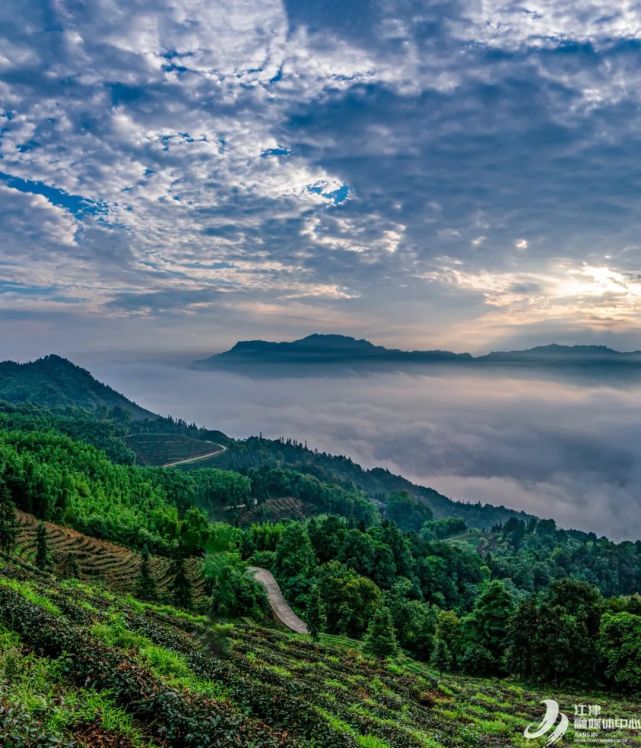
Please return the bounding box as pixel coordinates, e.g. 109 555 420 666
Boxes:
1 559 640 747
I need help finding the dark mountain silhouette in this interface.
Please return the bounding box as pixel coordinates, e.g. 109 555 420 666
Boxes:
194 334 641 369
194 333 473 367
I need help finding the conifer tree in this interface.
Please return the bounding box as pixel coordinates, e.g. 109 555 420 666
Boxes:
364 605 398 659
135 546 157 601
0 481 18 555
430 638 452 675
506 595 539 678
58 552 80 579
307 585 326 641
35 523 51 571
172 550 192 609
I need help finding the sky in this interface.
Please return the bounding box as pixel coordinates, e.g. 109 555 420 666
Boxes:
3 1 641 357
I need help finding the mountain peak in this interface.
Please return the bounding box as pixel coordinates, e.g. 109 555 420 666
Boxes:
194 334 641 370
294 333 380 350
194 334 469 367
0 355 154 418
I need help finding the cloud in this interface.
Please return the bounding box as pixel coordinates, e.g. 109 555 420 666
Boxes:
85 358 641 540
3 0 641 352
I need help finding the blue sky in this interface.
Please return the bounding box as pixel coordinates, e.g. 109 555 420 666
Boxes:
3 0 641 358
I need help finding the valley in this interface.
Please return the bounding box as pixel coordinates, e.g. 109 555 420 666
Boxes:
1 355 641 746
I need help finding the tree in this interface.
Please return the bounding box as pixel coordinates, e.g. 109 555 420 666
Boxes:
57 552 79 579
35 523 51 571
0 481 18 555
598 612 641 691
363 605 398 659
275 523 316 580
387 583 436 661
462 581 514 675
136 546 157 601
430 638 452 675
317 561 381 638
171 551 192 609
209 564 266 619
532 579 603 683
506 595 539 678
385 491 432 533
307 585 326 641
179 506 210 556
274 523 317 610
434 609 462 670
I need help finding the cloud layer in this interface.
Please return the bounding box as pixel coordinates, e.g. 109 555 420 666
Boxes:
86 358 641 540
3 1 641 354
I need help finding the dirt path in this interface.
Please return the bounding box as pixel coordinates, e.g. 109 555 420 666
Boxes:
162 444 226 468
248 566 309 634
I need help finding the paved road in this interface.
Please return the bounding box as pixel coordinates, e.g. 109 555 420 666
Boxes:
249 566 309 634
162 443 226 468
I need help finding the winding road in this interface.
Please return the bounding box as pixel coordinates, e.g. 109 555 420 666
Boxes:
162 443 226 468
249 566 309 634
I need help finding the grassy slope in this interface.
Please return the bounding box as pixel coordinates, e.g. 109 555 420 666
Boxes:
0 559 640 747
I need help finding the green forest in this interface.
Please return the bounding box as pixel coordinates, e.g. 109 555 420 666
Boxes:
1 359 641 745
1 400 641 695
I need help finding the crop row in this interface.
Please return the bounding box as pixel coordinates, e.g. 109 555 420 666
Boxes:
14 512 208 606
125 434 218 466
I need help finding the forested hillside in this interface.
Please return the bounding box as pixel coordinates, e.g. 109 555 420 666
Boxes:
1 360 641 745
0 356 538 530
0 356 153 418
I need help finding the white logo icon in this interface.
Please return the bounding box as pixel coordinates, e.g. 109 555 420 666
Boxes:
524 699 569 746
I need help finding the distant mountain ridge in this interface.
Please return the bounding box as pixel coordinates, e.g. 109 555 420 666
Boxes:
194 334 641 369
0 355 154 418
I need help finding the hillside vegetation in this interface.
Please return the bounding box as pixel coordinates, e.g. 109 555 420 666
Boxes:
126 433 223 467
2 558 640 748
13 511 208 607
2 359 641 745
0 356 152 418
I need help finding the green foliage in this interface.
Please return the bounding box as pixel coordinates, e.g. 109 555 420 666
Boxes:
0 428 248 556
0 480 18 555
35 523 52 571
386 587 436 661
135 546 157 602
363 606 398 660
275 523 317 610
506 594 539 678
420 518 467 540
0 356 151 418
306 585 326 641
317 561 381 638
460 581 514 675
598 612 641 691
384 491 432 533
245 463 378 525
209 563 267 619
171 552 192 610
430 638 451 675
434 610 462 670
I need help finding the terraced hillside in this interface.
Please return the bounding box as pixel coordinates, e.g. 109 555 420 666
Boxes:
0 559 640 747
14 511 208 608
237 496 311 523
126 433 224 466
